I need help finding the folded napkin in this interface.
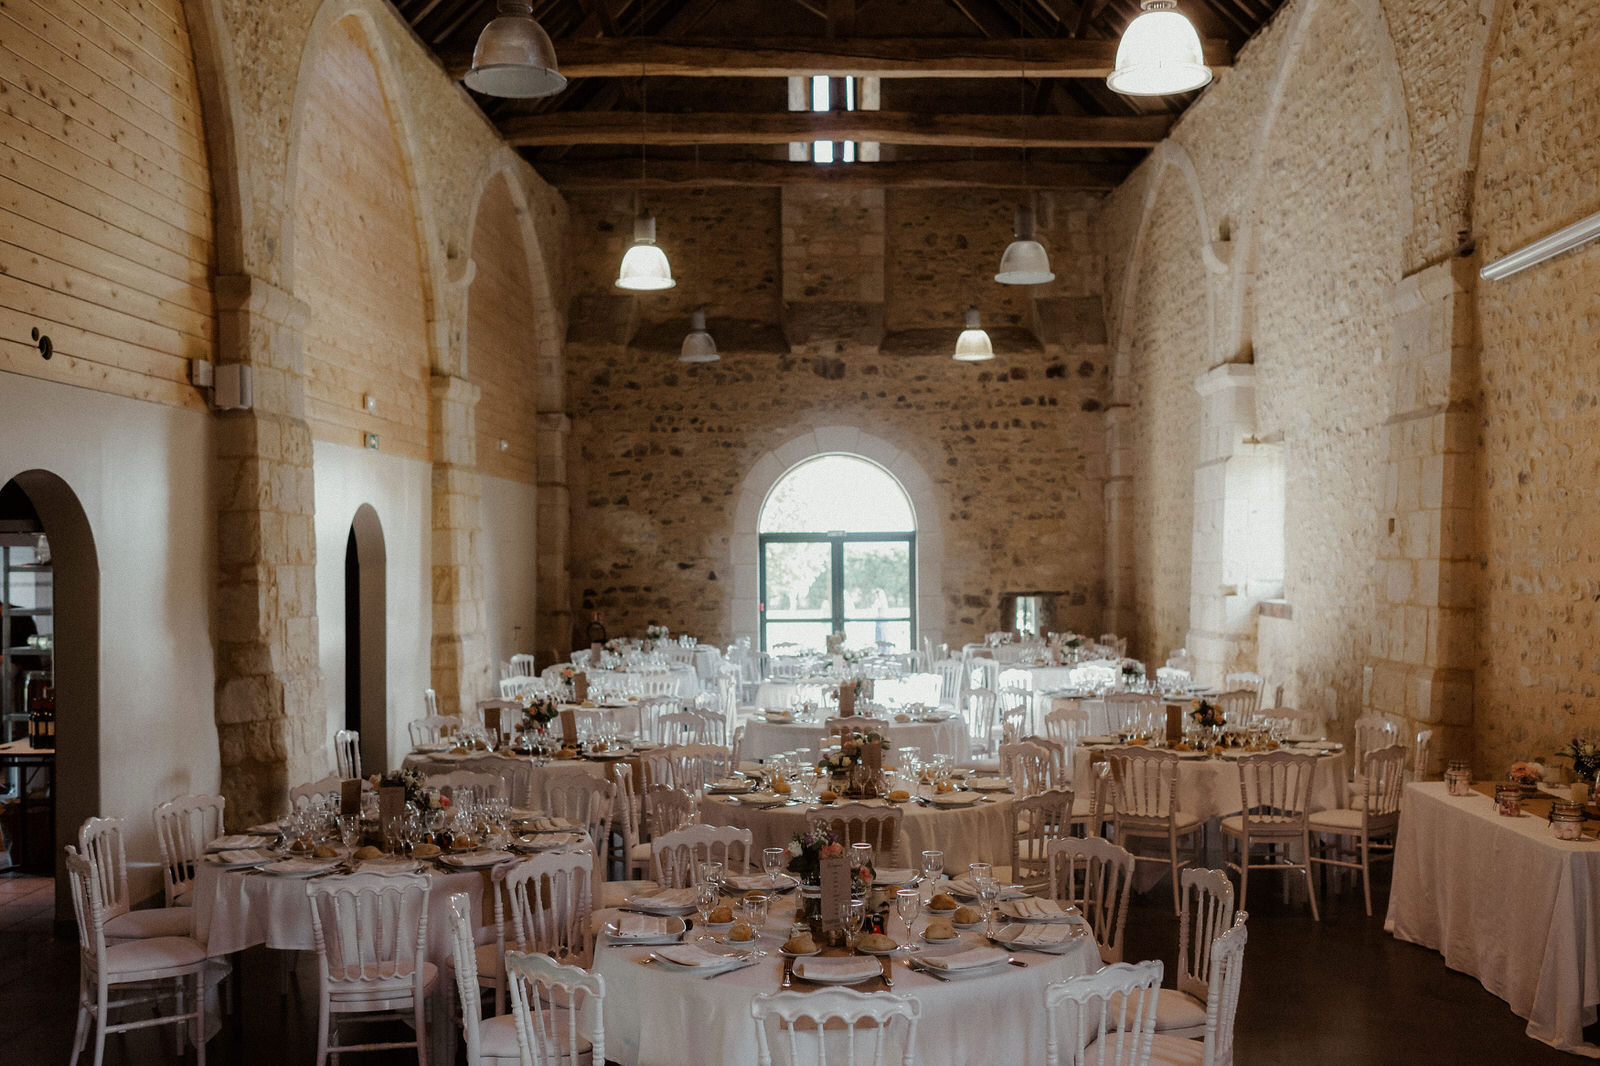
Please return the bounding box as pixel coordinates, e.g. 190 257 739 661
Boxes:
793 956 883 983
944 877 1027 901
655 944 741 968
764 711 794 722
1001 897 1071 920
919 946 1008 971
632 888 698 910
213 849 274 865
520 816 574 832
614 914 681 939
707 778 747 792
722 873 783 893
264 857 337 875
208 834 271 852
993 922 1071 948
735 792 782 805
873 867 916 885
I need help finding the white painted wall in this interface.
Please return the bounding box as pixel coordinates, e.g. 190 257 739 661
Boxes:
0 372 217 901
313 441 431 775
479 474 538 674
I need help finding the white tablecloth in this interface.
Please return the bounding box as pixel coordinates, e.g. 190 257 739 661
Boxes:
742 717 971 764
591 906 1097 1066
699 793 1012 871
1385 782 1600 1057
1071 747 1349 821
403 750 614 806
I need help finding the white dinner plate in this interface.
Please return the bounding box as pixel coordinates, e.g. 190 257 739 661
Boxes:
439 849 515 869
997 898 1077 923
909 955 1009 981
927 792 982 808
206 849 276 869
857 941 903 956
260 858 340 878
625 891 698 915
605 916 687 944
207 834 274 852
919 929 962 944
791 958 883 985
1079 735 1119 746
987 921 1088 954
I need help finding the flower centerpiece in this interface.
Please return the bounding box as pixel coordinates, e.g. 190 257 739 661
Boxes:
602 638 624 655
558 665 577 682
1190 698 1223 729
1555 737 1600 783
370 767 446 811
645 623 669 642
785 820 876 938
840 646 868 666
1509 760 1545 794
1121 658 1144 681
520 693 560 734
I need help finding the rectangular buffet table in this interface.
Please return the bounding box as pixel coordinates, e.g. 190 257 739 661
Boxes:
1385 781 1600 1057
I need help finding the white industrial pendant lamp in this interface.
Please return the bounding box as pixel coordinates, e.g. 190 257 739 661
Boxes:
953 306 995 362
995 204 1056 285
1107 0 1212 97
463 1 567 99
615 212 675 291
680 307 719 363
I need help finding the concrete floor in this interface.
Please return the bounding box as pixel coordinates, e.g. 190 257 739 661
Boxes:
4 868 1590 1064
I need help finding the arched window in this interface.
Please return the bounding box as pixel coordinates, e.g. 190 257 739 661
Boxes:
758 455 916 653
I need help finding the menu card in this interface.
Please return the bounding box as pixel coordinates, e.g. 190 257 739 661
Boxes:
1166 706 1183 746
378 786 406 847
483 704 503 738
340 779 362 816
591 642 605 658
864 742 882 774
819 854 850 933
838 685 856 717
560 708 578 746
574 673 589 703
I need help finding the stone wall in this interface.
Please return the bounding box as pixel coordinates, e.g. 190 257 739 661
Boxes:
563 187 1109 651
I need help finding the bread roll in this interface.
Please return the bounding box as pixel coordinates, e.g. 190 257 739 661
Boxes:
818 790 838 804
411 843 441 858
924 919 957 940
859 932 897 952
709 905 735 924
728 921 756 942
929 892 958 911
782 933 818 954
313 844 339 859
887 790 911 802
953 905 983 924
354 845 384 860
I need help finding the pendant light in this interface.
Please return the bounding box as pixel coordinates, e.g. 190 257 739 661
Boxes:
679 307 719 363
995 203 1056 285
1107 0 1213 97
615 211 675 290
953 306 995 363
463 1 566 99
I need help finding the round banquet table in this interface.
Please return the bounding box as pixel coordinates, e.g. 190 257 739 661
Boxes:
741 716 971 764
699 792 1012 871
402 750 615 807
590 905 1099 1066
1071 744 1350 822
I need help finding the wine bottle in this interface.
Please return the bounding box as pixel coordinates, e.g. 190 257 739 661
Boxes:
26 674 54 750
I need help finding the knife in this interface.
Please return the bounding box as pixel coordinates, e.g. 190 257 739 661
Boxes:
880 955 893 989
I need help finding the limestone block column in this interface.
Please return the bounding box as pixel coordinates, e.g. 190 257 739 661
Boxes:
429 374 490 717
536 411 572 665
1363 259 1477 772
1186 364 1273 688
212 274 322 828
1102 404 1138 638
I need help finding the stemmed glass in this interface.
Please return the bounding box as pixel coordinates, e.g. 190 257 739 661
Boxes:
695 882 720 942
338 814 361 851
850 842 874 881
895 888 920 942
741 892 770 932
975 874 1001 935
839 899 866 955
919 850 943 901
762 847 786 892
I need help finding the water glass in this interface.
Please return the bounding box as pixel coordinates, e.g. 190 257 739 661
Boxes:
896 888 920 940
763 846 786 891
741 892 771 929
697 860 724 889
840 899 866 954
975 875 1001 933
338 814 361 849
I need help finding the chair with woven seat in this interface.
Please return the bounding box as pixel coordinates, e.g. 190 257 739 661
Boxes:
152 793 225 908
1150 868 1235 1039
1309 745 1406 915
78 817 194 941
651 824 753 888
1045 835 1135 964
1103 747 1206 914
506 949 607 1065
1221 751 1319 920
66 846 210 1066
751 987 920 1066
1146 913 1249 1066
304 872 435 1066
1009 787 1076 891
446 892 520 1064
1044 959 1162 1066
828 802 902 863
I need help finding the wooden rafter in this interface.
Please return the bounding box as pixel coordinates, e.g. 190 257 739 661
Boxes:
534 157 1127 188
503 109 1171 147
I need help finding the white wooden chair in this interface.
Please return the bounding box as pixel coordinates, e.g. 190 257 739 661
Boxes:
446 893 520 1064
1044 959 1162 1066
303 872 435 1066
1221 672 1264 714
1221 751 1319 920
504 850 595 967
1046 835 1135 964
424 687 439 715
827 803 902 864
1009 787 1076 891
290 774 345 810
409 714 457 748
639 671 682 698
1027 736 1071 792
1147 913 1249 1066
476 699 521 744
334 729 362 780
632 784 696 879
1310 745 1407 915
967 657 1001 696
1261 706 1320 738
540 776 617 887
507 654 537 678
1001 740 1056 796
78 817 194 940
751 988 920 1066
964 688 1000 756
426 769 508 803
999 686 1034 742
1151 868 1235 1038
658 710 712 745
506 949 607 1066
933 658 965 709
152 793 225 908
1103 694 1160 736
1044 704 1090 748
1212 691 1258 729
651 824 753 888
1103 748 1205 914
641 743 731 794
66 846 209 1066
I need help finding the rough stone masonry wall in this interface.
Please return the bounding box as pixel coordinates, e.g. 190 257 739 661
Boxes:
563 187 1109 649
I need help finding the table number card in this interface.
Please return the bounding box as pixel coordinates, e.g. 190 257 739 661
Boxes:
574 673 589 703
340 779 362 817
591 642 605 658
864 742 882 774
838 685 857 717
483 705 503 738
560 708 578 746
819 855 851 933
378 786 406 847
1166 706 1183 746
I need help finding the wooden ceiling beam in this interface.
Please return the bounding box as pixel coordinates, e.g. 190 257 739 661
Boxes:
443 36 1232 79
533 157 1127 188
503 109 1171 147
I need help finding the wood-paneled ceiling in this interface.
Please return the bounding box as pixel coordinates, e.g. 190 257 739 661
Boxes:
392 0 1286 191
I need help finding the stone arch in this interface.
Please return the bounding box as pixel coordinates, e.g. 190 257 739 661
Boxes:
729 428 945 650
2 470 100 921
178 0 250 278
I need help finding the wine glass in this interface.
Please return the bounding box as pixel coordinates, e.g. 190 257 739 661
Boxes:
338 814 361 851
741 891 771 931
695 881 720 941
975 875 1001 935
840 898 866 955
920 849 943 900
697 860 724 892
896 887 920 941
762 847 786 892
850 842 874 884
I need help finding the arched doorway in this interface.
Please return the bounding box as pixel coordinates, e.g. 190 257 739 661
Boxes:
758 455 916 653
0 471 98 923
345 505 386 776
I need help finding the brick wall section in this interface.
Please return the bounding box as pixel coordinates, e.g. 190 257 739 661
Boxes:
1473 0 1600 775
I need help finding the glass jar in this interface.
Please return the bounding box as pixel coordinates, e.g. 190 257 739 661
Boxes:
1550 801 1585 841
1494 782 1523 817
1445 761 1471 797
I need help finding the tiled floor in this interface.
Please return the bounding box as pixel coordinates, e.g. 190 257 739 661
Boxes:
2 869 1591 1064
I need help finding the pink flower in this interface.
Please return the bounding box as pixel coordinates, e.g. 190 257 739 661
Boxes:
1510 761 1543 784
820 842 844 859
440 795 452 807
858 866 874 883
